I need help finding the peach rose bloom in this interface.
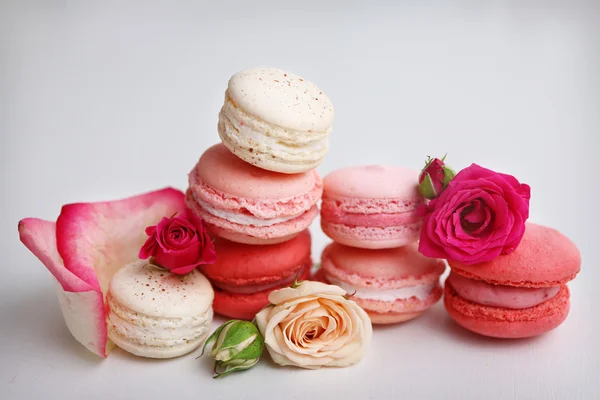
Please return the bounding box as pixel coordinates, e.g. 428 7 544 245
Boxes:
255 281 372 369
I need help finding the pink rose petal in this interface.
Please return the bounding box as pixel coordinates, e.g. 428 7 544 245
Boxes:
20 188 187 358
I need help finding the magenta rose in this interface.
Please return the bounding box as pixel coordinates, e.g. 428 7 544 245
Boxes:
418 164 531 265
139 211 217 274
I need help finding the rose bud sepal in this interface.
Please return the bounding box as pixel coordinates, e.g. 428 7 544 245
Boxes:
200 320 264 378
418 155 456 200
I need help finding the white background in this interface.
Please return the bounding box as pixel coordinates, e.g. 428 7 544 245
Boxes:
1 1 598 399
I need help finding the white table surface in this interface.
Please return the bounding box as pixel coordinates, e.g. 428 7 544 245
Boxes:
1 1 598 399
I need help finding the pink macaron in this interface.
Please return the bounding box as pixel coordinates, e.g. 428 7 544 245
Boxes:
444 222 581 338
319 242 446 324
200 230 312 320
320 165 424 249
186 144 322 245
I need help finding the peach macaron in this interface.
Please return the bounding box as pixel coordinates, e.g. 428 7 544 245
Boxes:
318 242 445 324
444 223 581 338
186 144 322 244
320 165 424 249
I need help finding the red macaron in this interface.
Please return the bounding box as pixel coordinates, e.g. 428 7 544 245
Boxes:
444 222 581 338
200 230 312 320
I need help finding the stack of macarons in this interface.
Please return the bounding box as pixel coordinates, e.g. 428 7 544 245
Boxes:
444 223 581 338
186 67 334 319
316 165 445 324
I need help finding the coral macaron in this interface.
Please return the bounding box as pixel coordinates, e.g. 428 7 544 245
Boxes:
319 242 445 324
444 223 581 338
186 144 322 245
218 67 334 174
200 230 312 320
321 165 424 249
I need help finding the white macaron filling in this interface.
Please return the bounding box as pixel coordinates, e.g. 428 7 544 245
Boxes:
193 195 303 227
325 274 436 302
219 97 329 161
107 293 212 348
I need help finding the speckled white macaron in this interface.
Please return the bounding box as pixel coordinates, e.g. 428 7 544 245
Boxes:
106 260 214 359
218 67 334 174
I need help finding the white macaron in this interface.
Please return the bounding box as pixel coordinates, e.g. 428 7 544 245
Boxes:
106 260 214 358
218 67 334 174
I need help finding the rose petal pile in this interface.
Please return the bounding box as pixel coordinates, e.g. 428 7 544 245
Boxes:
255 281 372 369
419 163 531 265
139 211 217 274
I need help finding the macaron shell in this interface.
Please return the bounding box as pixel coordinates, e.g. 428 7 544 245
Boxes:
219 137 324 174
323 165 421 199
448 223 581 288
186 189 318 244
200 230 312 286
321 220 421 249
189 165 322 220
205 226 300 245
227 67 334 132
321 242 446 289
368 311 423 324
109 261 214 318
213 266 311 320
444 283 570 338
194 144 319 199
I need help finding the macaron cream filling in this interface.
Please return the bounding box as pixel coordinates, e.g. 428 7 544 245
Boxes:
219 94 329 162
193 195 304 227
188 158 323 221
321 200 422 228
326 274 437 302
447 271 560 309
107 292 213 347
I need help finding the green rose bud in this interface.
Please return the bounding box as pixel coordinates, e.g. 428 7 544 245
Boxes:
200 320 264 378
418 155 456 199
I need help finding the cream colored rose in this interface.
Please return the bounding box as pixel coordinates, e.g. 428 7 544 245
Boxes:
255 280 372 369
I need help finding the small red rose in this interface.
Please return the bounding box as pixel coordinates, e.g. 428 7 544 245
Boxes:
139 211 216 274
418 163 530 265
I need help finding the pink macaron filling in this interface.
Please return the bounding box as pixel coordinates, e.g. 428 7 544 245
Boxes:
211 264 310 294
447 271 560 309
321 199 421 228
